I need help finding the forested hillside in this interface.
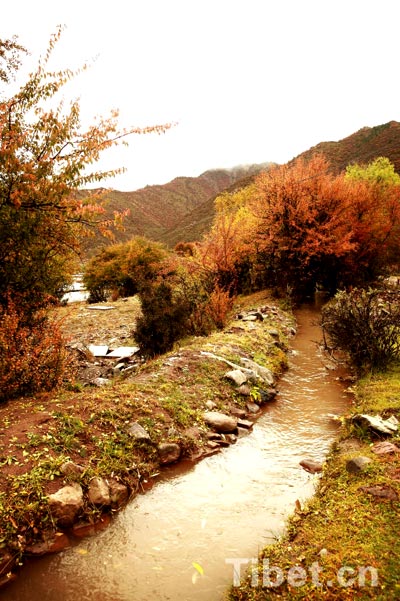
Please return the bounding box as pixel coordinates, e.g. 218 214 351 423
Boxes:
85 164 271 254
292 120 400 174
89 121 400 252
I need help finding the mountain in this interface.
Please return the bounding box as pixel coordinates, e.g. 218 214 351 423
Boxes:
291 121 400 174
85 164 271 254
159 171 267 248
85 121 400 255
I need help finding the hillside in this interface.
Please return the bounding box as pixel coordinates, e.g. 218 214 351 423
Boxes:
159 171 269 248
84 121 400 255
162 122 400 247
84 164 270 254
292 120 400 174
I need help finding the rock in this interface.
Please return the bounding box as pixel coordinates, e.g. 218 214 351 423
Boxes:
254 311 264 321
268 328 280 338
246 402 260 414
352 413 399 435
25 532 70 555
88 345 109 357
72 515 111 538
236 418 254 430
90 377 111 387
346 456 373 474
207 440 222 450
371 441 400 455
215 436 231 448
120 365 137 377
230 407 247 418
48 483 84 527
205 400 217 410
241 314 257 322
68 342 95 360
239 358 274 385
107 346 140 358
207 432 223 440
203 411 238 433
359 484 399 501
127 422 151 442
225 369 248 387
236 384 252 396
88 477 111 506
225 433 237 444
108 479 129 506
60 461 85 477
158 442 181 465
300 459 323 474
258 388 278 403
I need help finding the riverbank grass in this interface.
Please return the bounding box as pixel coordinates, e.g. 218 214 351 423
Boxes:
0 291 293 579
227 365 400 600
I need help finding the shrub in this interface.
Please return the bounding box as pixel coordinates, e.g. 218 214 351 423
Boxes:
135 259 235 357
321 288 400 372
135 282 192 356
83 237 168 302
0 299 68 401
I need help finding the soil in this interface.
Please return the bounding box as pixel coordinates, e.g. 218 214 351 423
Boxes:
0 291 294 584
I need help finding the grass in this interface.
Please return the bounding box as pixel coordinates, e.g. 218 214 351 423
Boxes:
226 365 400 600
0 290 294 577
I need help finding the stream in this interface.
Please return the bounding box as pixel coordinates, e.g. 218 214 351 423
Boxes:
3 304 351 601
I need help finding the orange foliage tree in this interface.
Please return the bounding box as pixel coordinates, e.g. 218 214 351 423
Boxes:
0 28 170 315
251 155 355 296
250 155 400 297
343 159 400 282
0 30 170 397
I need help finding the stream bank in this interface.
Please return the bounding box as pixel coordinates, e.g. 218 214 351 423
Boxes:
1 303 352 600
228 360 400 599
0 291 292 586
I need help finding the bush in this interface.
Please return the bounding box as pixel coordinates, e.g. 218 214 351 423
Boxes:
321 288 400 372
135 282 192 356
135 259 235 357
83 237 167 302
0 299 68 401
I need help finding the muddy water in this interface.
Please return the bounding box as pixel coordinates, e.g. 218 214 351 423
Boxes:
3 305 351 601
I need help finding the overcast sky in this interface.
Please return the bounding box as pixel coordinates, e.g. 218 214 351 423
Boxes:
3 0 400 191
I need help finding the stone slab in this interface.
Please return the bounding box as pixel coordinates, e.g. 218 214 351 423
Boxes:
107 346 140 358
87 306 116 311
88 345 109 357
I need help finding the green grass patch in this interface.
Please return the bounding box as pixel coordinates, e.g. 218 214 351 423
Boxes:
227 365 400 600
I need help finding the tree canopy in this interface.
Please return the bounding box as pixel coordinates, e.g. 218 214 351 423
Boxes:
0 28 170 313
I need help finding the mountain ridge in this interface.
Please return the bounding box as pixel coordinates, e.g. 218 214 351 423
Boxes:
87 121 400 253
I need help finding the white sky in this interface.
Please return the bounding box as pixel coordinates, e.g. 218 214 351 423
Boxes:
3 0 400 191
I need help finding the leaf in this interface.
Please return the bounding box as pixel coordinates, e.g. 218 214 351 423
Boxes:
192 562 204 576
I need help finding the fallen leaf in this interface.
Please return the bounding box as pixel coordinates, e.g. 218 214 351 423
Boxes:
192 562 204 576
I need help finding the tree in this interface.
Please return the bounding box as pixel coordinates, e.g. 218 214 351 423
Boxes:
83 236 168 302
346 156 400 186
251 156 355 296
197 184 259 293
0 27 170 315
343 158 400 282
0 29 170 398
0 36 26 84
